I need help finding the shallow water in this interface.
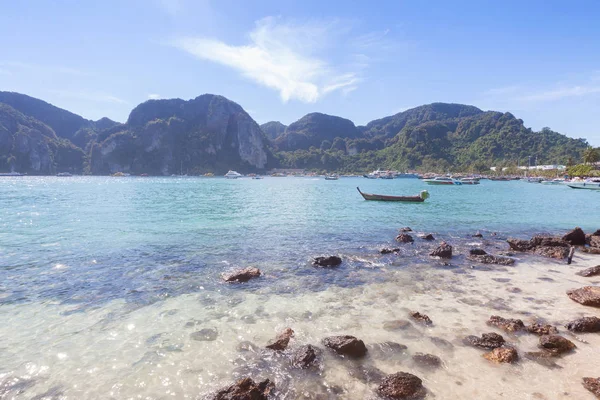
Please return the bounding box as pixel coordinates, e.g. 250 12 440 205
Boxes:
1 177 600 399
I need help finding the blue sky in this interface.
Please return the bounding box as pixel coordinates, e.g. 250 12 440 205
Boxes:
1 0 599 145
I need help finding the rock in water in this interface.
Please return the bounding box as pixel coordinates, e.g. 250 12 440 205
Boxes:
213 377 274 400
562 227 587 245
223 267 261 283
577 265 600 277
383 320 413 331
420 234 435 241
380 248 400 254
591 236 600 248
412 353 442 369
430 242 452 258
312 256 342 267
567 286 600 307
266 328 294 351
487 315 525 332
377 372 426 399
322 335 368 358
291 344 320 369
538 335 576 355
396 233 414 243
483 347 518 363
190 328 218 341
507 236 570 259
463 333 505 349
565 316 600 333
400 227 412 232
409 312 433 326
472 231 484 238
583 377 600 398
526 323 558 336
469 248 487 256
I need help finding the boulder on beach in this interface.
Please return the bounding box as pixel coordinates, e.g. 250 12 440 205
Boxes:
291 344 320 369
430 242 452 259
420 234 435 241
591 235 600 248
507 236 570 259
526 323 558 336
463 332 505 349
562 227 587 245
396 233 414 243
469 253 515 265
266 328 294 351
412 353 442 369
223 267 261 283
213 377 274 400
538 335 576 355
583 377 600 398
312 255 342 267
565 316 600 333
567 286 600 307
577 265 600 277
409 311 433 326
487 315 525 333
377 372 426 399
322 335 368 358
581 247 600 255
483 347 518 363
381 248 400 254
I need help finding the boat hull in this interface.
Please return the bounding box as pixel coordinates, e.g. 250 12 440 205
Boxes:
357 187 426 202
567 183 600 190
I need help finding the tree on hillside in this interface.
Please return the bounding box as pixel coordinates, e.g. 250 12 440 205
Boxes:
583 146 600 164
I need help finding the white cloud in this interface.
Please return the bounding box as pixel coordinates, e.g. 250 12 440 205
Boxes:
517 85 600 102
50 90 128 104
148 93 161 99
172 17 362 103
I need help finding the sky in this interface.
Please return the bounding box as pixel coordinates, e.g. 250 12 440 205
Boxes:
1 0 599 145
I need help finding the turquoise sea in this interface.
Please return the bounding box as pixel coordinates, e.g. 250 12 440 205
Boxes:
1 176 600 399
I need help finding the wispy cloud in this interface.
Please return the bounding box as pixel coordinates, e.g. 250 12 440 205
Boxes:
517 85 600 102
50 90 128 104
147 93 161 99
0 61 89 76
172 17 363 103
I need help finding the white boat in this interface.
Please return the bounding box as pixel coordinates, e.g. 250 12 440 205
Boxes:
567 179 600 190
423 177 463 185
224 170 242 179
325 174 339 180
540 178 565 185
460 177 480 185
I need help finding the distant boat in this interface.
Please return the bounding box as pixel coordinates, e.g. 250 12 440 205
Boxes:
252 176 263 180
423 177 462 185
540 178 565 185
357 187 430 202
325 174 339 180
567 179 600 190
459 177 480 185
225 170 242 179
56 172 72 177
0 172 23 176
363 173 378 179
111 172 130 177
525 177 543 183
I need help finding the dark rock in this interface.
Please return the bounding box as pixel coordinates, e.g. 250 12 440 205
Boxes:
266 328 294 351
383 320 413 331
534 246 570 259
400 227 412 232
581 246 600 255
377 372 426 399
312 256 342 267
487 315 525 332
583 377 600 398
322 335 367 358
507 238 533 252
463 332 505 349
409 311 433 326
565 316 600 333
526 323 558 336
591 236 600 248
348 364 386 384
368 342 409 358
538 335 576 355
430 242 452 259
381 248 400 254
213 377 274 400
420 234 435 241
429 337 454 350
472 232 484 238
469 248 487 256
396 233 414 243
291 344 320 369
523 351 562 369
483 347 518 363
567 286 600 307
469 254 515 265
562 227 587 246
412 353 442 369
190 328 218 341
223 267 261 283
507 236 570 259
577 265 600 277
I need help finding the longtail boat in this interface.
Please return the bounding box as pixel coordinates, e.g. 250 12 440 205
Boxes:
357 187 429 202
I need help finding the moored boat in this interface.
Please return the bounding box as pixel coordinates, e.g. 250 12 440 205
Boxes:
225 170 242 179
325 174 339 180
567 179 600 190
423 177 462 185
459 177 480 185
540 178 565 185
357 187 429 202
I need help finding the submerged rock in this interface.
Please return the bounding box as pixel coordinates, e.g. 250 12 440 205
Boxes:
396 233 414 243
213 377 274 400
576 265 600 277
266 328 294 351
483 347 518 363
412 353 442 369
487 315 525 332
409 311 433 326
430 242 452 259
583 377 600 398
565 316 600 333
381 248 400 254
469 248 487 256
463 332 505 349
383 320 413 331
377 372 426 399
223 267 261 283
526 323 558 336
322 335 367 358
420 234 435 241
400 227 412 232
472 231 484 238
312 256 342 267
190 328 218 341
523 351 562 369
562 227 587 245
567 286 600 307
538 335 576 355
291 344 320 369
348 364 386 384
469 253 515 265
